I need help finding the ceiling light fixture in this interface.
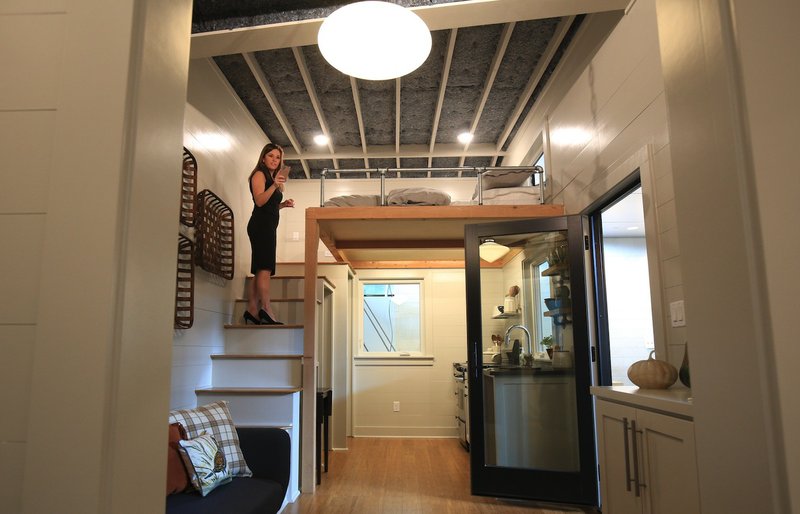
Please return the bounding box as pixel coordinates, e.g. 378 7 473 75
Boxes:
479 239 510 263
313 134 329 146
457 132 473 145
318 1 432 81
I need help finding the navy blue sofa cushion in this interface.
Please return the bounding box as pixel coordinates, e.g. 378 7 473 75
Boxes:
166 426 290 514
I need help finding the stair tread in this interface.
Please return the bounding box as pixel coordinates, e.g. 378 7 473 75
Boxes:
211 354 304 359
223 323 304 329
196 387 303 394
235 298 304 303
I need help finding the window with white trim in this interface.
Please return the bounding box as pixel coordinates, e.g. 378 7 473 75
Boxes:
359 281 423 355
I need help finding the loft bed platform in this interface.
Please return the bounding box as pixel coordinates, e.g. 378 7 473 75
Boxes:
305 203 564 268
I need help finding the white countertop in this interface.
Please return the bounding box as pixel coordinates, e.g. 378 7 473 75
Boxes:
590 385 693 419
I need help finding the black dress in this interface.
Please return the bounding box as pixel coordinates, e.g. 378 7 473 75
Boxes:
247 170 282 275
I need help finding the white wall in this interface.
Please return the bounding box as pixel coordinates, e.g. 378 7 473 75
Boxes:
171 58 268 410
0 4 60 510
656 0 796 510
732 1 800 508
539 0 685 368
6 0 192 512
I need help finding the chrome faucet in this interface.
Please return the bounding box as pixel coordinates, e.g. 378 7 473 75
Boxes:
505 324 532 359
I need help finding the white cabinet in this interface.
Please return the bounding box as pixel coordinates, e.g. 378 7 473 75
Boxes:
595 397 700 514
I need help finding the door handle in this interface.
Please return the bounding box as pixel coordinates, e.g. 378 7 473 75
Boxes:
630 420 647 496
622 417 632 492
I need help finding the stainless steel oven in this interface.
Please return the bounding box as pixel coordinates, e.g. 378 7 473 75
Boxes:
453 362 469 451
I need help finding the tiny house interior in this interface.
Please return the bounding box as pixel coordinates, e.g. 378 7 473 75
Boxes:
5 0 796 513
176 0 682 507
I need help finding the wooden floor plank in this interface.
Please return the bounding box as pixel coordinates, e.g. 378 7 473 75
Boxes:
283 438 597 514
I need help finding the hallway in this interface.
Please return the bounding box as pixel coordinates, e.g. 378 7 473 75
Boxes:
284 438 596 513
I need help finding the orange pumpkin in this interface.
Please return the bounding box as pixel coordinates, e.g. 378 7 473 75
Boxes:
627 351 678 389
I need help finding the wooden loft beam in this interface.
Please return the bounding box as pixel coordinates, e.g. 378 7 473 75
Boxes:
335 239 464 249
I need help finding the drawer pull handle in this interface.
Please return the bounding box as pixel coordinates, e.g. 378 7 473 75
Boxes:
623 417 632 492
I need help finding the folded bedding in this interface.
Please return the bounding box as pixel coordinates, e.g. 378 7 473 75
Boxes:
386 187 451 206
323 194 381 207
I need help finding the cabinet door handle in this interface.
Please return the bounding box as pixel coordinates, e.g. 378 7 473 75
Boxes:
630 420 647 497
622 417 632 492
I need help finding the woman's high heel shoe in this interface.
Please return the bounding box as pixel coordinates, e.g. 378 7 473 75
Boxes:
243 311 261 325
258 309 283 325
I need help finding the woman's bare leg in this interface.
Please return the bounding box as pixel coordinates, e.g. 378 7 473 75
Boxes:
246 275 259 317
255 269 279 321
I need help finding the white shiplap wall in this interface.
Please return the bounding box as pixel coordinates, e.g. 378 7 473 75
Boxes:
7 1 191 512
0 3 61 508
172 58 268 409
542 0 685 368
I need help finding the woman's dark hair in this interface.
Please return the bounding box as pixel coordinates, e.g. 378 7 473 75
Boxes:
249 143 283 183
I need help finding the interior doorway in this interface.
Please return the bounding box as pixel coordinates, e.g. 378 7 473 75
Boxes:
589 176 655 386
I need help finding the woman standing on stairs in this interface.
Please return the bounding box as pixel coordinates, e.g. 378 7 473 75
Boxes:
243 143 294 325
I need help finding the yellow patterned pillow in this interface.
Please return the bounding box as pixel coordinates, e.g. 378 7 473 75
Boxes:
178 433 232 496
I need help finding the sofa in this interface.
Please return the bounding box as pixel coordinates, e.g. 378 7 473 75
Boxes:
166 426 290 514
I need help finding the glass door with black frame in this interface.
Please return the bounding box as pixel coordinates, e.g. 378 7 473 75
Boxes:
464 215 597 506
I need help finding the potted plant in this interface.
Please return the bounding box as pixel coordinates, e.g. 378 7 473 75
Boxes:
540 336 554 359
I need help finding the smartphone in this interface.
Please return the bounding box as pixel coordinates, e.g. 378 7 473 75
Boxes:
277 165 291 178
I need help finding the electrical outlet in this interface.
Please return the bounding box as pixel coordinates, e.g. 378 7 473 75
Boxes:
393 401 400 412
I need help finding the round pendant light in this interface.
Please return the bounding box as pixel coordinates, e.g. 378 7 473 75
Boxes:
318 1 432 81
479 239 510 263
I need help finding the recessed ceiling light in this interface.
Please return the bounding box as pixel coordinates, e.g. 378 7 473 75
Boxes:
627 226 640 231
318 1 432 81
314 134 329 146
457 132 473 145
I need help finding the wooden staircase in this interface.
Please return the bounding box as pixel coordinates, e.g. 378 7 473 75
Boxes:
194 275 313 505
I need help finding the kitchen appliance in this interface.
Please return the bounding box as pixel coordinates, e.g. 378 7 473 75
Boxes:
452 362 469 450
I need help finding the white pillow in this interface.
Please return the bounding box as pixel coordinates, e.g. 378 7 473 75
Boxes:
472 168 534 199
480 186 541 205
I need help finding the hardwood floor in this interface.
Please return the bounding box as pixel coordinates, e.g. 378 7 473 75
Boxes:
283 438 596 514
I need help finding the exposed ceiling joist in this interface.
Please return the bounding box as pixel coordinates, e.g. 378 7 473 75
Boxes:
460 22 515 168
292 46 337 170
428 28 458 170
395 78 401 170
243 51 310 178
281 143 504 161
350 75 369 173
494 15 574 163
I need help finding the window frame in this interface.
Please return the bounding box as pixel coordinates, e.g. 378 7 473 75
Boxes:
355 278 427 359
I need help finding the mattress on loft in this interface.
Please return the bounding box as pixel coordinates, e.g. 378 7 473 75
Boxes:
323 188 452 207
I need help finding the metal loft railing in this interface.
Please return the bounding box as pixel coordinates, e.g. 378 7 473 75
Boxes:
318 165 544 207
